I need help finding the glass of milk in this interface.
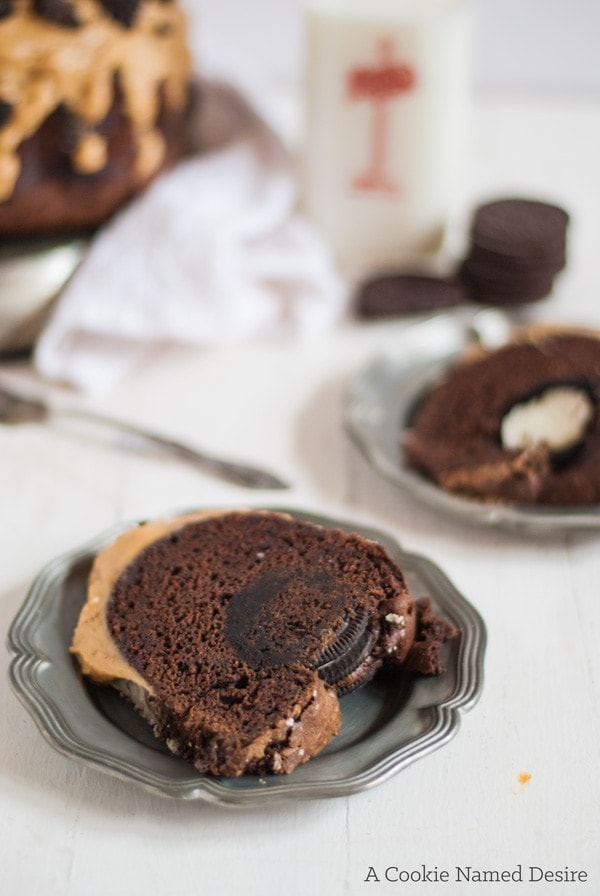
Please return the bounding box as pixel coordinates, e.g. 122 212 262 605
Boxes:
303 0 472 274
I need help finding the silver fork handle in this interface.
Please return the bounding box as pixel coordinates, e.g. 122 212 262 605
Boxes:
58 407 289 490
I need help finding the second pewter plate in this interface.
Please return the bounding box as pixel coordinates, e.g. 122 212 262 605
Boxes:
344 313 600 536
7 508 485 807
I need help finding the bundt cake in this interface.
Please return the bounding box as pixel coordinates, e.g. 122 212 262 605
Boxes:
0 0 192 236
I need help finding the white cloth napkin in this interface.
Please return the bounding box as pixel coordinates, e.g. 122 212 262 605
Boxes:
34 81 344 393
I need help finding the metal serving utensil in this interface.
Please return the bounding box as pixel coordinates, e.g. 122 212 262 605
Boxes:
0 384 289 490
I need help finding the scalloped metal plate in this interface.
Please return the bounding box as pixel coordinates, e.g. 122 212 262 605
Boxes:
345 347 600 537
7 508 485 806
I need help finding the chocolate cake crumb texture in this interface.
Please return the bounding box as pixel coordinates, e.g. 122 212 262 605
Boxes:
76 511 457 777
404 331 600 506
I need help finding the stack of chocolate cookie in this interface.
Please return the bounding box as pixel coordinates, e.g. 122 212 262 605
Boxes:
460 198 569 307
354 196 570 319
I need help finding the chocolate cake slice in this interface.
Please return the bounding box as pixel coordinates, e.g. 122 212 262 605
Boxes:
404 326 600 505
71 509 456 777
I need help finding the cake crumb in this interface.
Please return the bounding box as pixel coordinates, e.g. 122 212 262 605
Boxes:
385 613 405 625
513 771 532 794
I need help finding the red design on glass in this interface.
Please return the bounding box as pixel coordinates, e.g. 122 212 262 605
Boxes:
347 37 416 194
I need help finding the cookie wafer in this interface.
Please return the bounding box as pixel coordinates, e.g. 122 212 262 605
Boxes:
466 241 567 274
459 261 557 307
470 198 569 258
356 273 467 318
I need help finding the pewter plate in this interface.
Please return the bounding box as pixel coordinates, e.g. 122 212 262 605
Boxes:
344 321 600 536
7 508 485 807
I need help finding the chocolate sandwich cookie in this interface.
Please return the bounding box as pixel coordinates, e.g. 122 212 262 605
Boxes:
71 510 457 777
469 198 569 258
315 596 450 693
315 607 377 694
459 261 558 307
459 198 569 307
356 273 467 318
465 241 567 274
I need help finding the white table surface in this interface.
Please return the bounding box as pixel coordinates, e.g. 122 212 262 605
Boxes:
1 93 600 895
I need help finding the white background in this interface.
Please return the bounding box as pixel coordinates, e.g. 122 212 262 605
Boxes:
181 0 600 98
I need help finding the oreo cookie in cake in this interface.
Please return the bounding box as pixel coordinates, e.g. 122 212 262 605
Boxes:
71 510 456 777
404 326 600 506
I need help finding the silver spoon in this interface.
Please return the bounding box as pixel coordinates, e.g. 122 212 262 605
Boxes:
0 384 289 490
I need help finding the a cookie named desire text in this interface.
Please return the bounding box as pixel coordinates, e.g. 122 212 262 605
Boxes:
363 864 589 884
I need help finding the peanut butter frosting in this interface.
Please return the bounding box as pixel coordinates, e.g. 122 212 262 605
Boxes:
0 0 191 202
70 510 221 689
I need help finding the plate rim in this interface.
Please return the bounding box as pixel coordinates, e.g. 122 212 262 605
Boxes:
7 507 486 806
344 351 600 536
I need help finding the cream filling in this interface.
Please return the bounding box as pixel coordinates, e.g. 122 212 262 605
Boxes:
500 385 594 453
